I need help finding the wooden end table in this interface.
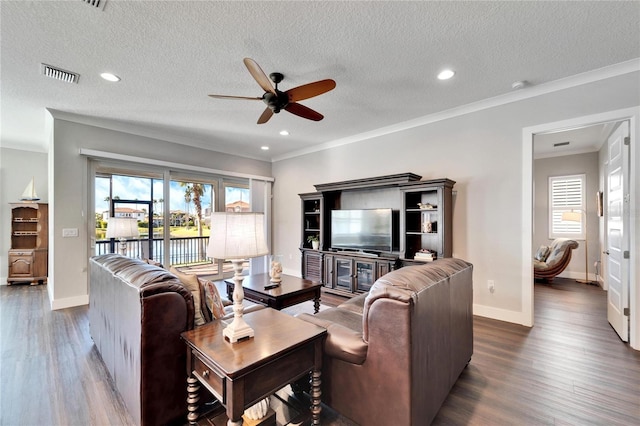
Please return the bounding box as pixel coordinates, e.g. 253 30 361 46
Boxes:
225 273 322 314
181 308 327 426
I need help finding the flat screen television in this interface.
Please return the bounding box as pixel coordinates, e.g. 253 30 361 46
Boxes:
331 209 393 252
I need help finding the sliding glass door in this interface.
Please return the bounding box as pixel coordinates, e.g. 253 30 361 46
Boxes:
92 161 259 281
168 175 217 275
94 171 163 260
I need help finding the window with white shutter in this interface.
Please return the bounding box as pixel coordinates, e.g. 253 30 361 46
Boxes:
548 174 586 240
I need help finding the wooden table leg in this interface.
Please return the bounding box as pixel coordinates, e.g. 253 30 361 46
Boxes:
187 375 200 425
314 289 321 314
310 369 322 425
227 377 245 426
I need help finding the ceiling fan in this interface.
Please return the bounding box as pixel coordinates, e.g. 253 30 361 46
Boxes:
208 58 336 124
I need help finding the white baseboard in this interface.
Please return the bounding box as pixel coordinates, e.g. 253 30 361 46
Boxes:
473 303 531 326
557 271 598 282
50 294 89 310
0 277 6 285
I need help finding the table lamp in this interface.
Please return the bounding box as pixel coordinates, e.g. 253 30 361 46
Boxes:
561 209 592 284
106 217 140 256
207 212 269 343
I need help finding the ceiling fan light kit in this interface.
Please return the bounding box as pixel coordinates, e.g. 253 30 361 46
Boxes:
208 58 336 124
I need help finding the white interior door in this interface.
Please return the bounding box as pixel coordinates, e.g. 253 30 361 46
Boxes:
605 121 630 342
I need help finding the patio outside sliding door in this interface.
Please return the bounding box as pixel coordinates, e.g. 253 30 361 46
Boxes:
167 175 217 275
94 171 163 260
92 162 258 281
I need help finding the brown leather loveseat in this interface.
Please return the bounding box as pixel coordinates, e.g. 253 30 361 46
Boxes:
298 258 473 425
89 254 262 425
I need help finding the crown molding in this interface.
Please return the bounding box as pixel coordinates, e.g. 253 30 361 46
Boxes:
273 58 640 162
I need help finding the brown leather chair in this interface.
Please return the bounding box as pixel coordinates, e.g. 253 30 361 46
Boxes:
298 258 473 426
534 238 579 281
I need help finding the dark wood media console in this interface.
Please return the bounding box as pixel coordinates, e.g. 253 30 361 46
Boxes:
300 173 454 297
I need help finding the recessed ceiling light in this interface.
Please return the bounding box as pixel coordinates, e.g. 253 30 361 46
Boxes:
437 69 455 80
100 72 120 82
261 146 269 150
279 130 289 136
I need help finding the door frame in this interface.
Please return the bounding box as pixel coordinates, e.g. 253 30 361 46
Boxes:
522 107 639 350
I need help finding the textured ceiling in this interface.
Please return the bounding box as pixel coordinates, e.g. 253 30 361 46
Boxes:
1 1 639 161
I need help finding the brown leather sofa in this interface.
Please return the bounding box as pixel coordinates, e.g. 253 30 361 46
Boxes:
298 258 473 426
89 254 262 426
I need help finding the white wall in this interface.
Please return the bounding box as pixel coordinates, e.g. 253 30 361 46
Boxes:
533 152 599 280
0 147 48 283
272 70 640 326
49 117 272 309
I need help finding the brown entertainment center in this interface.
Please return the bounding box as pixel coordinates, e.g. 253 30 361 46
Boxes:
300 173 454 297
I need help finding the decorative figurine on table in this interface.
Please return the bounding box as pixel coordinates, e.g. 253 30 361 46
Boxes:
269 255 283 284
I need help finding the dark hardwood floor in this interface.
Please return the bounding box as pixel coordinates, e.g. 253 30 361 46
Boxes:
1 278 638 425
434 278 640 425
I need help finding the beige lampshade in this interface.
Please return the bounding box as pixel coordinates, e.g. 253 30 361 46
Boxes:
207 212 269 260
561 210 583 222
106 217 140 239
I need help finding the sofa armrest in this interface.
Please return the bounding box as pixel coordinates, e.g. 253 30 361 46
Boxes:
297 313 368 365
221 300 265 320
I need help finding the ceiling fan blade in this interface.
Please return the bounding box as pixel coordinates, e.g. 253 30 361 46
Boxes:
243 58 276 95
286 79 336 102
208 94 263 101
285 102 324 121
257 107 274 124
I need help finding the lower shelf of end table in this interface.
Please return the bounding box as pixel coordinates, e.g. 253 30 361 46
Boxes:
181 308 327 425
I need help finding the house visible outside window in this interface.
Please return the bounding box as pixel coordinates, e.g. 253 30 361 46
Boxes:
549 174 586 240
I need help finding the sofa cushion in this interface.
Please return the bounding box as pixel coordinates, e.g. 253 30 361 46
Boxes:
198 278 226 320
534 245 551 262
545 238 577 268
114 262 176 289
533 259 548 270
297 308 367 365
337 292 367 314
223 300 265 318
170 267 206 326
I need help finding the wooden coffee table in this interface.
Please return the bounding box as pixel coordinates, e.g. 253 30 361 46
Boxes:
181 308 327 425
225 273 322 314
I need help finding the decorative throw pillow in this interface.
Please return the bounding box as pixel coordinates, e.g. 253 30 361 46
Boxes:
198 278 226 320
534 245 551 262
169 267 206 326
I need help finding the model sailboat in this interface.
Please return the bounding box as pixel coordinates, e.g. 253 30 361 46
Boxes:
20 177 40 201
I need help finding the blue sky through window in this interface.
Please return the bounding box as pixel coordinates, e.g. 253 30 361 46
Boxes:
96 176 248 215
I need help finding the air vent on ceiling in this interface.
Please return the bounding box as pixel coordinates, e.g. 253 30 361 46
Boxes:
553 141 570 147
42 64 80 84
82 0 107 10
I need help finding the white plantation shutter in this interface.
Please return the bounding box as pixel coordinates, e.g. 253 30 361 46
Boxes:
549 174 585 239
